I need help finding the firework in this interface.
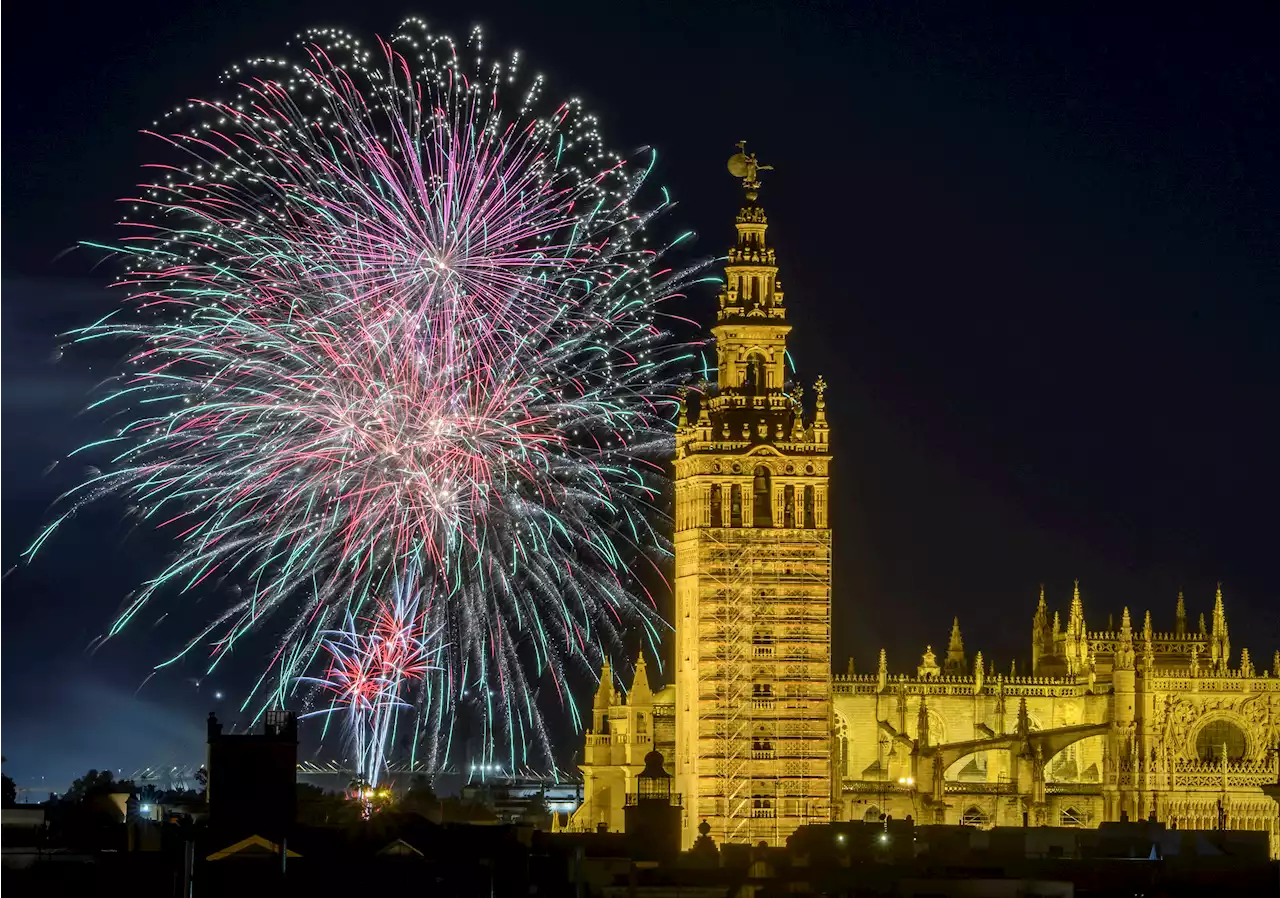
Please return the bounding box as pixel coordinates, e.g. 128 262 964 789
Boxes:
28 20 704 766
300 576 439 788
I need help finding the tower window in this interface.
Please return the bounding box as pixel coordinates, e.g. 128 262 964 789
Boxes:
803 485 815 529
710 484 723 528
730 484 743 528
752 467 772 528
744 352 767 392
783 484 795 527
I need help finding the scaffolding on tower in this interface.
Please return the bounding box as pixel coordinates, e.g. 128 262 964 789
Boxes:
699 523 832 845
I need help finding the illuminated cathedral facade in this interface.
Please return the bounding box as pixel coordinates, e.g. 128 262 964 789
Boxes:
569 149 1280 856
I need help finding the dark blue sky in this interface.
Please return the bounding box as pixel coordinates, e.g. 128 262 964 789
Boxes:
4 2 1278 792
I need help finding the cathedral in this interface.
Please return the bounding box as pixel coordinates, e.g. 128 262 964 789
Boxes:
569 148 1280 856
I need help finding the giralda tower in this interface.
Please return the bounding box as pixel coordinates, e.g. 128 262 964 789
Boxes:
672 145 833 846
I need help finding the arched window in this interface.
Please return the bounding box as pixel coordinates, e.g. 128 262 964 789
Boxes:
803 485 816 528
960 806 989 828
709 484 722 528
729 484 743 528
743 352 767 392
783 484 796 527
636 713 647 735
863 806 882 823
1060 806 1087 827
752 467 772 527
1196 719 1247 762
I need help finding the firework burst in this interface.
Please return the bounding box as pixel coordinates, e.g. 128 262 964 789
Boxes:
300 576 439 788
28 19 704 766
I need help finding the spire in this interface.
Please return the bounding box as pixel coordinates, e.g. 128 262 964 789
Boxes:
1031 585 1049 674
916 695 930 748
973 651 984 693
630 650 653 704
1116 607 1135 671
1198 613 1208 638
592 659 614 732
700 142 810 454
1211 584 1231 671
1016 697 1031 739
1273 650 1279 678
1142 611 1154 671
877 648 888 691
945 617 967 675
1065 582 1088 675
1175 591 1187 638
1239 647 1254 677
846 656 855 678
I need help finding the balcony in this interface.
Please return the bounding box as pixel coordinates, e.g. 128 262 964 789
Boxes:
625 792 683 808
751 700 776 711
750 750 776 760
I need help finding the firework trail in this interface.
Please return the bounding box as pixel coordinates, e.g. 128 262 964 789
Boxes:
27 20 705 766
300 577 439 788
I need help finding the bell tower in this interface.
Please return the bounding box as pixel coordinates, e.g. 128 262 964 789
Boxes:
672 144 833 847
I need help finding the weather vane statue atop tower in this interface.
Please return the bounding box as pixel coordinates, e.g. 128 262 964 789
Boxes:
727 141 773 202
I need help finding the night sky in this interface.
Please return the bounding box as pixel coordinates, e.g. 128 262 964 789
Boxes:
4 2 1278 794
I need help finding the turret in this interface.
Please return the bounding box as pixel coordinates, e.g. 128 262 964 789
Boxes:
1174 591 1187 638
1113 608 1136 724
944 617 967 675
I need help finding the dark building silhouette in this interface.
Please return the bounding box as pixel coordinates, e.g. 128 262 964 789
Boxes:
206 710 297 842
623 750 681 862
